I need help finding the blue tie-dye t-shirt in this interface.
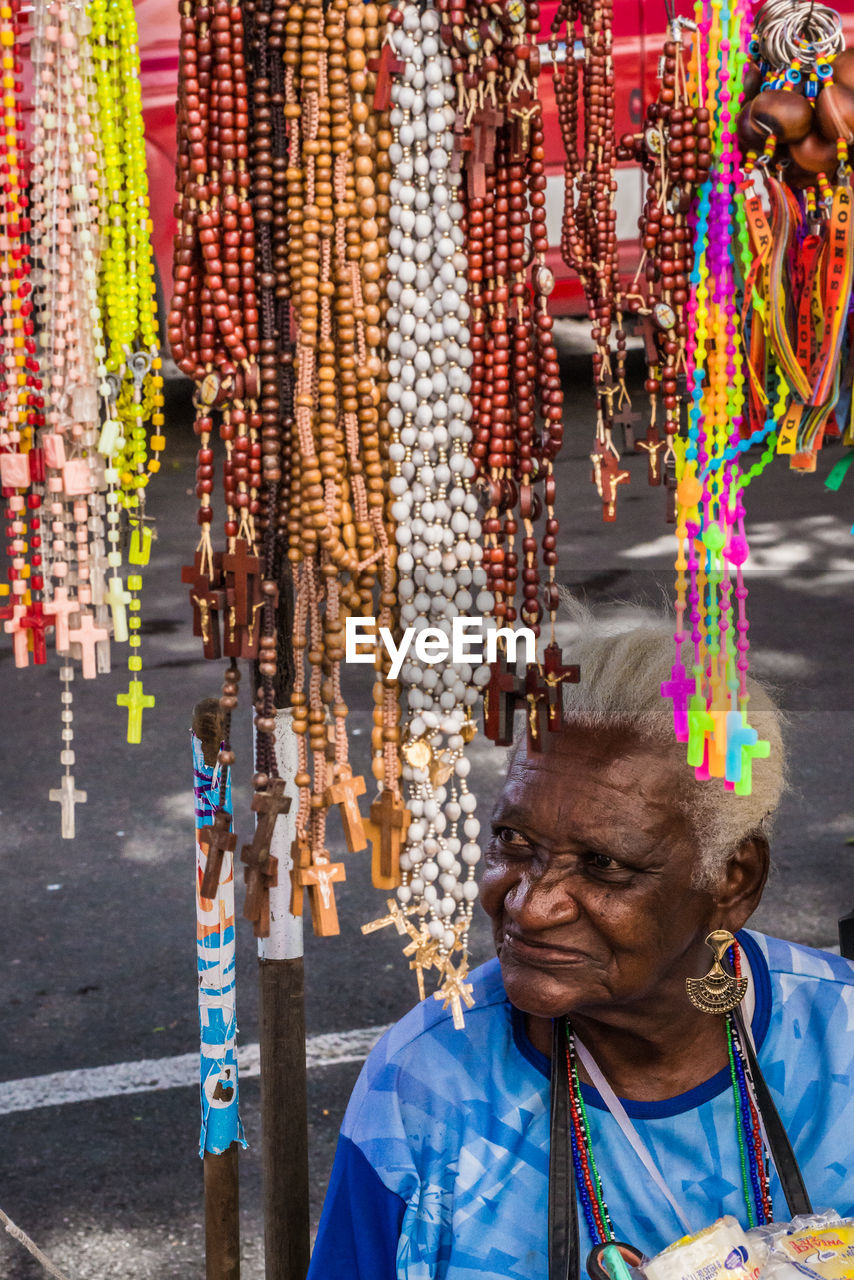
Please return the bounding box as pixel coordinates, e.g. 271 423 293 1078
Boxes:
308 931 854 1279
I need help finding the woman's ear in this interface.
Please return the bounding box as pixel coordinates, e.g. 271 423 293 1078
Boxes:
714 833 770 932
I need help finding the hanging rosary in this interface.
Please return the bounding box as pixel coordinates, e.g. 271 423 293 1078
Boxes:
172 0 577 1019
551 0 630 521
0 0 163 837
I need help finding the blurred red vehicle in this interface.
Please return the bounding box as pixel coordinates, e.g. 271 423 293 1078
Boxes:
138 0 854 318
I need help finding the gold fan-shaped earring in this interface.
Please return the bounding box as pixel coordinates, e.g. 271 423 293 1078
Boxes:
686 929 748 1014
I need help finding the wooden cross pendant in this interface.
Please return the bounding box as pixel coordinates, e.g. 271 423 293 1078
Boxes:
365 789 411 889
483 650 524 746
595 450 630 523
613 405 643 452
181 551 224 660
240 575 265 661
297 856 346 937
324 768 368 853
222 587 241 660
241 830 280 939
542 643 580 732
523 662 552 753
289 836 313 917
636 426 667 486
252 779 290 846
367 43 404 111
468 106 503 198
509 92 538 160
199 809 237 901
220 538 261 631
49 774 87 839
237 781 290 935
451 112 474 175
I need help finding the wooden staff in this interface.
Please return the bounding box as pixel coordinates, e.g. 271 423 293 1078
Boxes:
194 700 242 1280
257 705 310 1280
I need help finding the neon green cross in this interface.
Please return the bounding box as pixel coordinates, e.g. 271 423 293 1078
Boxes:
117 678 155 745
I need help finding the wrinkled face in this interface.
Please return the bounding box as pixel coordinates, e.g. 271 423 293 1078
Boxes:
480 727 720 1021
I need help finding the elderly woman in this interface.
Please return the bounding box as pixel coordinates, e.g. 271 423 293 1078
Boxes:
307 612 854 1279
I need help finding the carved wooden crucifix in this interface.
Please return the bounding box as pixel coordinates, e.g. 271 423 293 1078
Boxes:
613 404 643 453
240 784 289 938
541 643 580 732
297 857 346 937
365 788 411 889
468 105 503 199
367 43 403 111
199 808 237 901
181 551 224 660
220 537 261 632
483 649 524 746
508 91 539 161
324 768 368 853
636 426 667 486
592 449 630 522
523 662 552 753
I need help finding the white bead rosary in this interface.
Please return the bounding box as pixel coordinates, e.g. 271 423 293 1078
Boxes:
385 1 492 969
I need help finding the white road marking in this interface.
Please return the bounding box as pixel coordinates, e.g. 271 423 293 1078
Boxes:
0 1024 390 1117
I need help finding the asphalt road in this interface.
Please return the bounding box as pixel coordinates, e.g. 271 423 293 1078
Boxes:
2 333 854 1278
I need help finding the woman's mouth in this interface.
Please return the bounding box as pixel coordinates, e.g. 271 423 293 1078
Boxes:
501 930 590 967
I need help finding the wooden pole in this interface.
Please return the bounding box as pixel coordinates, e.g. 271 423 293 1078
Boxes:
194 700 242 1280
204 1145 241 1280
259 707 310 1280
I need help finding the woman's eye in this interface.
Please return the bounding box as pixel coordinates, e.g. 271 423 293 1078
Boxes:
493 826 530 849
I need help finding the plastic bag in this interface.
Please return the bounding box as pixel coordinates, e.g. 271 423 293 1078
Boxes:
761 1217 854 1278
643 1216 763 1280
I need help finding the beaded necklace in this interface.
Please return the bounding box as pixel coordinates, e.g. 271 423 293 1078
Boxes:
262 0 414 942
551 0 629 522
566 950 772 1246
1 0 164 834
658 0 774 796
0 0 44 649
378 0 486 1020
619 23 711 511
172 0 303 934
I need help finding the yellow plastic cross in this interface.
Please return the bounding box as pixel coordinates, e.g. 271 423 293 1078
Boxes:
117 678 155 744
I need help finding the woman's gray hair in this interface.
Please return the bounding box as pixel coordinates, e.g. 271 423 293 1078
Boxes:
513 597 785 888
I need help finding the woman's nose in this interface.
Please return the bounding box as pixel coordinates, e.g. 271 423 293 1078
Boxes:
503 868 580 930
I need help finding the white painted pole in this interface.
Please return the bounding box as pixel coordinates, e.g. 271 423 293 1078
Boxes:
253 703 310 1280
258 706 303 962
